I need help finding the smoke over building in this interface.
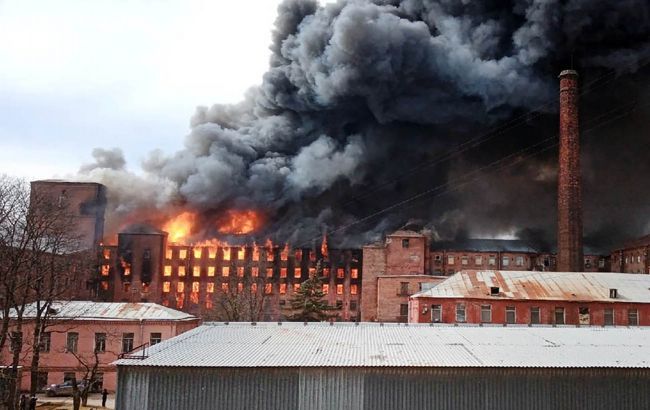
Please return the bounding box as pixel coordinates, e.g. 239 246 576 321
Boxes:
75 0 650 249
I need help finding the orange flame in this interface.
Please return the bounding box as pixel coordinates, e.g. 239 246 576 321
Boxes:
163 211 196 243
217 210 261 235
321 233 328 259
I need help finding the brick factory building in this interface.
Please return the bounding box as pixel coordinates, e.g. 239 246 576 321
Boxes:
95 224 362 321
610 234 650 274
1 301 199 392
409 270 650 326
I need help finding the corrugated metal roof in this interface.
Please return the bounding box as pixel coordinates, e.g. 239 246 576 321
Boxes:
11 301 196 321
412 270 650 303
115 322 650 368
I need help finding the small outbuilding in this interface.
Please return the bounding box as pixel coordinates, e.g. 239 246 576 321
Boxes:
116 322 650 410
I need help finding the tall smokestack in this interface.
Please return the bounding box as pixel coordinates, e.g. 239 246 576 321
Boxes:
557 69 583 272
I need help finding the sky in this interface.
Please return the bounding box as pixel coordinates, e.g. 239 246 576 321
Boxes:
0 0 288 180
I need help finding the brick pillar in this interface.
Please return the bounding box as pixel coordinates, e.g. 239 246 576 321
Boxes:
557 69 583 272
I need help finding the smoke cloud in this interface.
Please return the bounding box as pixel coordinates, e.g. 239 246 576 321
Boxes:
79 0 650 250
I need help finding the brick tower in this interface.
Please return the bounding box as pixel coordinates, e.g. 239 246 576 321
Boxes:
557 70 583 272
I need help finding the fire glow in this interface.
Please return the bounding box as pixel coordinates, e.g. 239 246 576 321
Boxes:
162 211 196 243
217 210 261 235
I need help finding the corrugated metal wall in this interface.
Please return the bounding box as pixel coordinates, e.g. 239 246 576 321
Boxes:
116 366 650 410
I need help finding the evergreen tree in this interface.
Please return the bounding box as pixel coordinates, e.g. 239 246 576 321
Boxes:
286 260 338 322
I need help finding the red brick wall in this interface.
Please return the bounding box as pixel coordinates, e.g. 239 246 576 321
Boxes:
376 276 445 322
411 297 650 326
360 245 386 321
385 234 427 274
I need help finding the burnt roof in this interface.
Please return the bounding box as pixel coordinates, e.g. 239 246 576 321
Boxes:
119 223 166 235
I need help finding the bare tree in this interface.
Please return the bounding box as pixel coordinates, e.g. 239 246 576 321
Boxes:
205 275 269 322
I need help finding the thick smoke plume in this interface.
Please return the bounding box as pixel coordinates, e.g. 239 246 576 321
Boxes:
79 0 650 250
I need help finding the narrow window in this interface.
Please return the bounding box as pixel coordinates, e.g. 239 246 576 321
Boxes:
293 283 301 292
122 333 134 353
447 255 455 265
350 268 358 279
163 266 172 277
336 284 343 295
461 256 468 266
150 333 162 346
350 301 358 310
237 267 244 277
178 266 186 277
488 256 496 266
95 333 106 353
251 267 259 277
279 283 287 294
399 303 409 316
402 239 409 248
480 305 492 323
505 306 516 324
39 332 51 353
579 307 590 325
516 256 524 266
162 281 171 293
269 268 276 278
431 305 442 323
193 266 201 277
165 248 172 259
604 308 615 326
322 284 329 295
179 249 187 259
294 268 301 278
237 248 245 260
502 256 510 267
554 307 565 325
192 281 200 293
66 332 78 353
101 265 110 276
207 267 215 277
628 309 639 326
193 248 202 259
337 268 345 278
177 282 184 293
221 266 230 277
399 282 409 296
456 304 466 323
237 282 244 293
206 283 214 293
279 268 286 278
474 256 482 265
264 283 273 294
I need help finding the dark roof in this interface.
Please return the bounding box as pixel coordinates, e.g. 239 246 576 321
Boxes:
616 234 650 251
431 239 540 253
119 223 166 235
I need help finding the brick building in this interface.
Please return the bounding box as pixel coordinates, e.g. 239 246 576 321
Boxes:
1 301 199 392
610 234 650 274
95 224 362 321
409 270 650 326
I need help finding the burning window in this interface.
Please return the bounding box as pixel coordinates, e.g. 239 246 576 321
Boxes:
350 284 358 295
294 268 301 278
179 249 187 259
252 267 259 277
221 283 229 292
267 267 274 278
166 248 172 259
208 248 217 259
336 284 343 295
207 283 214 293
178 266 186 277
322 284 329 294
251 283 257 293
222 266 230 277
103 249 111 259
309 268 316 276
163 281 171 293
192 282 200 293
281 245 288 261
279 283 287 294
176 294 184 309
193 266 201 277
350 268 358 279
100 281 109 290
237 248 245 260
337 268 344 279
237 267 244 277
264 283 273 294
267 248 275 262
309 251 316 261
252 246 260 261
223 248 231 261
205 300 213 309
207 267 215 277
293 283 300 292
101 265 110 276
193 248 202 259
177 282 185 293
280 268 287 278
164 266 172 276
295 249 302 260
237 283 244 293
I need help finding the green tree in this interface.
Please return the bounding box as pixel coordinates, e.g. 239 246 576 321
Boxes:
286 260 338 322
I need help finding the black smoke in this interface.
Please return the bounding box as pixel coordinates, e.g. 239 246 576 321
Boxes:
79 0 650 251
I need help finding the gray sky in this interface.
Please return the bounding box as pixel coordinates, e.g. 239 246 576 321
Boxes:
0 0 287 180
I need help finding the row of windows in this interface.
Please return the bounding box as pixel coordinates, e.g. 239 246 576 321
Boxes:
161 281 358 296
10 331 163 354
433 255 605 268
428 304 640 326
157 266 359 279
163 247 341 262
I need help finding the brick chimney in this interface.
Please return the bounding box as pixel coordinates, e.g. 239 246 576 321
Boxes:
557 69 583 272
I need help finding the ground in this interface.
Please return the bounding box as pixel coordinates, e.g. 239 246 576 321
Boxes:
33 393 114 409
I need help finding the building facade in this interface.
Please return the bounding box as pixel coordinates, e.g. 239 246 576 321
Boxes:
610 234 650 274
1 301 199 392
409 270 650 326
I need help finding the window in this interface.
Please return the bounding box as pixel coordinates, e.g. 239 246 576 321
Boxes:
252 267 259 277
278 268 286 278
221 283 229 292
237 282 244 293
350 284 358 295
337 268 345 278
264 283 273 294
431 305 442 323
515 256 524 266
322 284 329 295
104 248 112 259
206 283 214 293
351 268 358 279
488 256 496 266
399 282 409 296
474 256 482 265
268 248 276 261
279 283 287 294
502 256 510 267
294 268 301 278
238 248 245 260
66 332 78 353
162 281 171 293
178 266 186 277
293 283 301 292
461 256 469 266
554 307 565 325
123 282 131 293
39 332 51 353
447 255 455 265
101 265 110 276
223 248 231 261
63 372 75 383
579 307 590 325
222 266 230 277
604 308 615 326
237 267 244 277
505 306 516 324
480 305 492 323
100 281 109 290
208 266 215 277
193 266 201 277
336 284 343 295
401 239 409 248
177 282 184 293
164 266 172 276
399 304 409 316
350 301 357 310
456 304 466 322
122 333 134 353
10 331 22 352
179 249 187 259
628 309 639 326
323 268 330 277
165 248 172 259
192 281 200 293
193 248 202 259
95 333 106 353
598 259 605 268
336 300 343 309
150 333 162 346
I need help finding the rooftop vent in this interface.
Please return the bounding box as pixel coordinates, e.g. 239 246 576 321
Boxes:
609 288 618 299
490 286 500 296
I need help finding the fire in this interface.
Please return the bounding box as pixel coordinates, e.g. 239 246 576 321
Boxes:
163 211 196 243
321 233 328 259
217 210 261 235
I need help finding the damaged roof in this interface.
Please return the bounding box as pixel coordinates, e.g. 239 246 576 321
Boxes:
412 270 650 303
115 322 650 368
11 301 196 321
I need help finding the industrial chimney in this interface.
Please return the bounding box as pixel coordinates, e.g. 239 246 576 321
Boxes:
557 69 583 272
